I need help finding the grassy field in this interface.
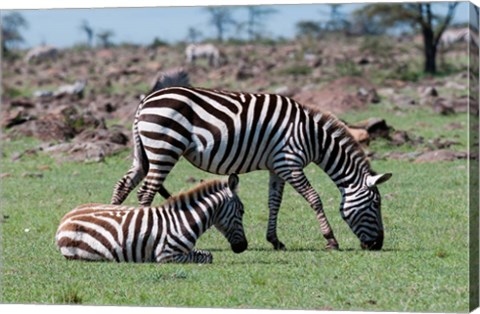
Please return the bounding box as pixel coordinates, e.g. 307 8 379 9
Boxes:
0 103 471 312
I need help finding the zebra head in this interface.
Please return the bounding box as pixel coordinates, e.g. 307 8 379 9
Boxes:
214 174 248 253
341 172 392 250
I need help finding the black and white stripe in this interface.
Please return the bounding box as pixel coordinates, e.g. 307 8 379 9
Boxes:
112 82 392 250
57 174 247 263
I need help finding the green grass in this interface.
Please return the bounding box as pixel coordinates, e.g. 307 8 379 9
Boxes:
0 107 471 311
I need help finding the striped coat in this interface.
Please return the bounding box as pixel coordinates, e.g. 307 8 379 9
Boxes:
57 174 247 263
112 81 391 251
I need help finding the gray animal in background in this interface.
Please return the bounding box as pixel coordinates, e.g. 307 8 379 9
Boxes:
439 27 471 47
24 45 58 63
185 43 221 67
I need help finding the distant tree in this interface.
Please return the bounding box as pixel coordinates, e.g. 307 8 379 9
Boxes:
244 6 277 41
186 27 203 43
96 29 115 48
324 4 349 32
79 20 94 47
150 37 169 48
295 20 322 39
350 8 386 36
204 7 237 42
356 3 458 74
1 12 28 54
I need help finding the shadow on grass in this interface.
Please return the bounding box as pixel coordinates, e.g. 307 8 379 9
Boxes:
203 246 403 253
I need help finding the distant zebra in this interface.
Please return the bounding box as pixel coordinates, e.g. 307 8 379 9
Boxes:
111 76 392 251
57 174 247 263
185 43 221 67
439 27 471 47
24 45 58 63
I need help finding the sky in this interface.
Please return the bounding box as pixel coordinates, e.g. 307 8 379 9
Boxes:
0 1 474 49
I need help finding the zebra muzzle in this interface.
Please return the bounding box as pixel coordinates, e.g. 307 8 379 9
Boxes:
231 240 248 253
360 231 384 251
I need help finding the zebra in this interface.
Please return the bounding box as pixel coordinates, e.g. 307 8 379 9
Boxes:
185 43 222 67
56 174 247 263
111 75 392 251
24 45 58 64
439 27 471 47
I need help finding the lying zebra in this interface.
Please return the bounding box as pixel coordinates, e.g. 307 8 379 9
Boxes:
56 174 247 263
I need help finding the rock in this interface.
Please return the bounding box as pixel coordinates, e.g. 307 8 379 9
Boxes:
54 80 87 99
75 128 129 146
33 90 54 98
43 140 126 163
274 86 299 98
414 150 467 163
1 109 35 128
390 130 410 146
356 57 371 65
349 118 391 139
357 87 380 104
10 98 35 108
347 127 370 145
383 151 422 161
433 97 455 115
419 86 439 98
235 63 256 80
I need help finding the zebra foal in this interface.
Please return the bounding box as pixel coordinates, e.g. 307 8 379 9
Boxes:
111 73 392 251
57 174 247 263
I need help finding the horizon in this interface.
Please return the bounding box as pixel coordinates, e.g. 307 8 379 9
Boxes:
1 2 472 49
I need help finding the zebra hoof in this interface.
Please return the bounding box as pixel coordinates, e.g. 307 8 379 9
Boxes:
325 242 339 250
273 241 286 251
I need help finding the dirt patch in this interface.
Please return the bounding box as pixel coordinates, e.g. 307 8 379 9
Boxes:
293 76 380 114
414 150 468 163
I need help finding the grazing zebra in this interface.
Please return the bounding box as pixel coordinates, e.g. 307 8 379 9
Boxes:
24 45 58 63
185 43 221 67
111 76 392 251
439 27 471 47
57 174 247 263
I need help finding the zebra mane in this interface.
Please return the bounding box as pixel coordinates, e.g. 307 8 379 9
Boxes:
149 68 190 95
163 178 227 208
305 107 373 173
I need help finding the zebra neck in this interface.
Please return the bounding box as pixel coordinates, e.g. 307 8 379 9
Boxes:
176 189 225 235
313 115 370 189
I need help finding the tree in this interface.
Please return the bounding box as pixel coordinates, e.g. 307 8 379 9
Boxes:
79 20 94 47
355 3 458 74
204 7 237 42
244 6 277 41
295 20 322 39
186 27 203 43
1 12 28 54
96 29 115 48
324 4 349 32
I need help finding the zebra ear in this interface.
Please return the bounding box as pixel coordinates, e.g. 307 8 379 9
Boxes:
228 174 240 192
366 173 392 188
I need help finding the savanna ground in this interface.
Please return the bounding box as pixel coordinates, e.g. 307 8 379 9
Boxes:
0 34 475 312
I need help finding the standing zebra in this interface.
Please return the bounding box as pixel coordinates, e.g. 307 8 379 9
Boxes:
111 76 392 251
57 174 247 263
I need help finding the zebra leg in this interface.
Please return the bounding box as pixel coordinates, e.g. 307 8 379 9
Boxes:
170 250 213 264
137 181 171 204
267 172 287 250
280 169 339 250
137 160 179 206
111 163 146 205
